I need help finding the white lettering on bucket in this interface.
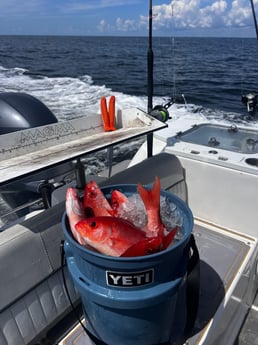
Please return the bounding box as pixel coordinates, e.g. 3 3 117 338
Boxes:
106 269 154 287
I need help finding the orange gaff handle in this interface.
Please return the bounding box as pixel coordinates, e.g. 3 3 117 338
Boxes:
100 96 116 131
100 97 110 131
108 95 116 131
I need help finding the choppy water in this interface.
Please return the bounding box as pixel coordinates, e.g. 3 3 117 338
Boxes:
0 35 258 122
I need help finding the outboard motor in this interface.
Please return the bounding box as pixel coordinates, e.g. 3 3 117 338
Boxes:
0 92 58 134
0 93 74 226
241 92 258 117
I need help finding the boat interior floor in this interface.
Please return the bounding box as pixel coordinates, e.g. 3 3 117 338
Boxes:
59 221 257 345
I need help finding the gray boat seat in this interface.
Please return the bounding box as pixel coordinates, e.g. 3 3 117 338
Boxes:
100 152 187 203
0 201 80 345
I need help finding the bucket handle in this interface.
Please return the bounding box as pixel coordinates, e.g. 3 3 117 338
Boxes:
184 234 200 339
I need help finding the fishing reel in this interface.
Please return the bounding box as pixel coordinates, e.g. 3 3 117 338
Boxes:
241 92 258 116
150 105 170 122
149 99 174 122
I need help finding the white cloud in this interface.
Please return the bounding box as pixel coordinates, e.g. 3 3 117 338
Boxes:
116 17 138 31
1 0 256 35
225 0 251 27
97 19 106 32
114 0 256 34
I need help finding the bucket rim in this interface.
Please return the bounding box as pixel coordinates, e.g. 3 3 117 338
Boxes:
62 184 193 261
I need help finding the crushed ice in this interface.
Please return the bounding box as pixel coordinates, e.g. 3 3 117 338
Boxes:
115 193 185 242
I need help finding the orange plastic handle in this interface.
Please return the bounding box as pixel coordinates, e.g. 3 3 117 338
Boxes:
100 97 110 131
108 95 116 131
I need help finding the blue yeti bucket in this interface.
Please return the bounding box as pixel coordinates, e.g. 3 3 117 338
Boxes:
62 185 198 345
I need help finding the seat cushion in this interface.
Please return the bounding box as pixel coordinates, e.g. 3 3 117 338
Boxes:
100 152 187 202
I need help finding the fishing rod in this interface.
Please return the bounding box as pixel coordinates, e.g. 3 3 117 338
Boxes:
147 0 154 157
250 0 258 39
147 0 154 113
241 1 258 116
146 0 170 157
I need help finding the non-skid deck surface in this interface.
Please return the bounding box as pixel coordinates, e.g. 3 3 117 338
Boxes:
237 293 258 345
59 223 252 345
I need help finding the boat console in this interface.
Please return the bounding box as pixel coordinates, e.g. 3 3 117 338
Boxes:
176 123 258 154
145 120 258 236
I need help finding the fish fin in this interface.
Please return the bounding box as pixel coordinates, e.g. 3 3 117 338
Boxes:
163 226 178 249
106 208 116 217
121 236 162 257
138 176 160 211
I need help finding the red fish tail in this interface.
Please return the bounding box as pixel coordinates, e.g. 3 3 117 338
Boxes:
163 226 178 250
137 176 161 211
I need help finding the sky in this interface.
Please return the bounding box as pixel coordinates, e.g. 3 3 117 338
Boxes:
0 0 257 37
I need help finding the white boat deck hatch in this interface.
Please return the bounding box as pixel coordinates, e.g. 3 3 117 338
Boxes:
175 123 258 154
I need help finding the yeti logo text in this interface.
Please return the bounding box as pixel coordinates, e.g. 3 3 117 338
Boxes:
106 269 154 287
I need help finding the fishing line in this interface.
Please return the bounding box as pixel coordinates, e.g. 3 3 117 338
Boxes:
170 1 178 101
240 37 244 96
150 1 177 105
165 1 182 104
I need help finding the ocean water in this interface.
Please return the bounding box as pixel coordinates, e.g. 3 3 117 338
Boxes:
0 35 258 123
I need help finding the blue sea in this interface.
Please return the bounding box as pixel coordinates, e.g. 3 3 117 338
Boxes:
0 35 258 123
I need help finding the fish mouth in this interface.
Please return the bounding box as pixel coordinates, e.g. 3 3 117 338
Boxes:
71 198 84 216
88 190 97 199
86 184 98 199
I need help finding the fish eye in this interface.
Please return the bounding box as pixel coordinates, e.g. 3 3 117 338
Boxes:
90 221 96 227
146 248 153 254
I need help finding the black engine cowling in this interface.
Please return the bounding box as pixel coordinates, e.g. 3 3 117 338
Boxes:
0 92 67 224
0 92 57 134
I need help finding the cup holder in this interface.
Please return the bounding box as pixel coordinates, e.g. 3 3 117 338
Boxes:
245 158 258 167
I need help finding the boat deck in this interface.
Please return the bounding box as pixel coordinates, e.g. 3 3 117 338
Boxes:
238 293 258 345
59 221 257 345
